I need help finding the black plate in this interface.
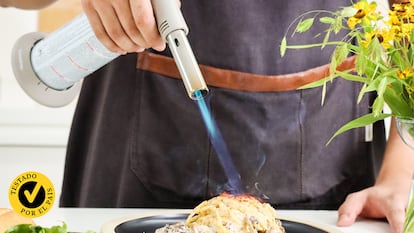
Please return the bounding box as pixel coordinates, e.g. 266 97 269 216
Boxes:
114 214 328 233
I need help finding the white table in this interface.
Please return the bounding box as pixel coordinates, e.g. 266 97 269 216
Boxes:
34 208 391 233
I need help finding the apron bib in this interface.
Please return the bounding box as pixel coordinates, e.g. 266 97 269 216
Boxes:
60 0 385 208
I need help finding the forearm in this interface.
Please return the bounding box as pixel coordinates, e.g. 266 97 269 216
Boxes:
0 0 56 9
375 118 414 187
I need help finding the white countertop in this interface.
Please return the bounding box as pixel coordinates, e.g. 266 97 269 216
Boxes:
33 208 391 233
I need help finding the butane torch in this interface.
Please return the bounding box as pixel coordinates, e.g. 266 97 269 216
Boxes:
11 0 208 107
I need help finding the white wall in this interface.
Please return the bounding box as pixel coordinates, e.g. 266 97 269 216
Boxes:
0 7 74 208
0 147 66 208
0 7 76 146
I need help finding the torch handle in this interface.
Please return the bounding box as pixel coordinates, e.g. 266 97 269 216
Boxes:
151 0 208 99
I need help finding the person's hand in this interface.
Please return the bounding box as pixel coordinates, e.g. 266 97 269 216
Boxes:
81 0 166 54
337 181 410 233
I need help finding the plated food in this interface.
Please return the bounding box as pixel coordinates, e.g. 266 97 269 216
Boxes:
155 194 285 233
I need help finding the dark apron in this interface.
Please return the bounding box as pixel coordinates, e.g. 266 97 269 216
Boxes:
60 0 385 209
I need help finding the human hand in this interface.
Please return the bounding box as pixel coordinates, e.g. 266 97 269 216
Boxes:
81 0 166 54
337 182 410 233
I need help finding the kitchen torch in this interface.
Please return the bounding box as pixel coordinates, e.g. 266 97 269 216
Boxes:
11 0 208 107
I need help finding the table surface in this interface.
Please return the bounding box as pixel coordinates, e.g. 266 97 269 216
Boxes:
33 208 391 233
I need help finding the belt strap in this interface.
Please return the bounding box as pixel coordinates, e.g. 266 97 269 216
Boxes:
136 51 355 92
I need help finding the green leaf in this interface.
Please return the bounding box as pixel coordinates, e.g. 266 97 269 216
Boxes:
298 75 338 89
367 37 383 62
329 59 337 77
295 18 315 33
333 15 344 34
372 96 385 116
409 40 414 64
5 224 33 233
336 44 349 62
355 54 368 76
5 222 82 233
322 29 331 49
327 113 391 145
384 83 413 117
357 83 368 104
319 17 335 24
376 76 389 97
48 223 67 233
389 46 407 69
280 36 287 57
330 44 349 75
334 70 368 83
285 41 344 50
341 6 358 17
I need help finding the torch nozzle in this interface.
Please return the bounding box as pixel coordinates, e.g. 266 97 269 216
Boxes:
166 30 208 100
151 0 208 99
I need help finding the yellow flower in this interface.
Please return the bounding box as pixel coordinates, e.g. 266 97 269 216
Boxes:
388 14 401 26
361 29 394 49
347 1 378 29
388 0 414 40
401 23 414 39
391 0 414 16
397 67 413 80
284 0 414 124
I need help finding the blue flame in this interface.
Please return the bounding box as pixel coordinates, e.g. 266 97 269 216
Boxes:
194 90 242 194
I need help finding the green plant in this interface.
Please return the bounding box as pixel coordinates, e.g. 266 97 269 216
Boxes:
281 0 414 144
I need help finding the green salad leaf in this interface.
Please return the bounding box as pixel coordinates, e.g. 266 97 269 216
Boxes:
5 222 67 233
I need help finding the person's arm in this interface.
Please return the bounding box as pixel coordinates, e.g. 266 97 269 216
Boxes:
0 0 57 9
339 3 414 233
337 118 414 233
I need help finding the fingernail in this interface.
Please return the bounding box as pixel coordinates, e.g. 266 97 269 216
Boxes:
136 48 145 53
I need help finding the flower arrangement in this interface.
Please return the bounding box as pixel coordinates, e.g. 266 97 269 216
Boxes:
280 0 414 144
280 0 414 231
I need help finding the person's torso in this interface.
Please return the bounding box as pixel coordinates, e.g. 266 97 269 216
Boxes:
63 0 385 209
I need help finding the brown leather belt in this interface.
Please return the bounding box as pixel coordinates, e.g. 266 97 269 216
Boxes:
136 51 355 92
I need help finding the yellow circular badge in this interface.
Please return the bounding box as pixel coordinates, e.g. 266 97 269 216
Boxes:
8 171 55 218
